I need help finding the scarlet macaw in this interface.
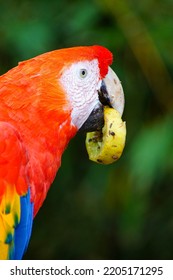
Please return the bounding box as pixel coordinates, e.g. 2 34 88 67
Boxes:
0 46 124 259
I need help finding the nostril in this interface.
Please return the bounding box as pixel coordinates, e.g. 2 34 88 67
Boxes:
98 80 112 107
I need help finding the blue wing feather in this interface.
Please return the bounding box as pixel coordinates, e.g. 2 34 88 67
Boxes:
13 190 34 259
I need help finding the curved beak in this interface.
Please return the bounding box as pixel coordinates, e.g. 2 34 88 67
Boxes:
99 67 124 116
80 67 125 132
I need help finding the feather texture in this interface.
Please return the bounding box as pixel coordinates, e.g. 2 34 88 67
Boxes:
13 190 33 259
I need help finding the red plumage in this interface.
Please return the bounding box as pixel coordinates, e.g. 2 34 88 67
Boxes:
0 45 113 259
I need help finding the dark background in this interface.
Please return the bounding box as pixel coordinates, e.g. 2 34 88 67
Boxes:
1 0 173 259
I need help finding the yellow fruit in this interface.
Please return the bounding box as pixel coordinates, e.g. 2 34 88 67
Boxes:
86 107 126 164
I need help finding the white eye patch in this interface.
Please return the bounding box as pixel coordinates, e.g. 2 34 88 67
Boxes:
60 59 100 129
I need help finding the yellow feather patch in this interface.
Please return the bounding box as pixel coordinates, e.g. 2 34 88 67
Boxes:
0 183 21 259
0 242 8 259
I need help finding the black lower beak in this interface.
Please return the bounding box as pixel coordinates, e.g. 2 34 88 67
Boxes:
79 104 104 132
79 81 111 133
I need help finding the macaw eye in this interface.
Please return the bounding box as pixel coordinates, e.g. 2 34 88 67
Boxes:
79 69 88 78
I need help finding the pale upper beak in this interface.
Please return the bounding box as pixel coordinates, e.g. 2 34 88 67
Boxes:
79 66 125 132
99 67 124 116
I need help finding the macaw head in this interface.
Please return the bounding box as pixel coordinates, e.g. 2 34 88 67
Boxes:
12 45 124 134
58 45 124 132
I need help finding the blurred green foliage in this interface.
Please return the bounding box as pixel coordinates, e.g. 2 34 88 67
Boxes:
1 0 173 259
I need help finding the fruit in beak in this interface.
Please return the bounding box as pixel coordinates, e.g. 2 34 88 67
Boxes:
86 107 126 164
